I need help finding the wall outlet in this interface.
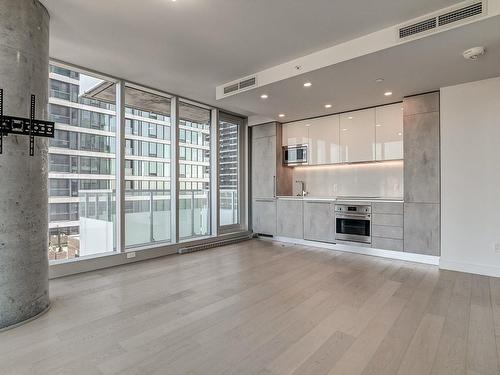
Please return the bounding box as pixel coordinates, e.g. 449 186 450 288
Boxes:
495 244 500 253
126 252 136 259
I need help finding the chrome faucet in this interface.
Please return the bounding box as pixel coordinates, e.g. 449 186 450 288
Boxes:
296 180 308 197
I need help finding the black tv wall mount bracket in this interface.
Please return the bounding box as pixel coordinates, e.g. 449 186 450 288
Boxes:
0 88 55 156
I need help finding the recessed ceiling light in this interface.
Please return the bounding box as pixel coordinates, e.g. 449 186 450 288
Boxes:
278 114 285 118
376 124 382 127
260 94 268 99
384 91 393 96
341 128 348 131
305 124 311 127
375 78 384 83
398 132 403 136
303 82 312 87
348 116 354 120
324 104 332 109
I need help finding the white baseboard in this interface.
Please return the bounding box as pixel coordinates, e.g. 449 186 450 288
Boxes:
439 259 500 278
267 236 440 266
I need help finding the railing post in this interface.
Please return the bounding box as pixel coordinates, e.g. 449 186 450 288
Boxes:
232 190 235 224
150 191 154 242
191 191 195 237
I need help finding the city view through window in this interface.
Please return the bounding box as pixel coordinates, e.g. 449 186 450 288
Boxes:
47 65 242 261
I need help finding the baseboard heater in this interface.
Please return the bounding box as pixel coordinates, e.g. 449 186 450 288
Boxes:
177 235 252 254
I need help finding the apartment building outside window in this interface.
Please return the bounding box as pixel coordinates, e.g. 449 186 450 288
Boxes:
47 63 246 262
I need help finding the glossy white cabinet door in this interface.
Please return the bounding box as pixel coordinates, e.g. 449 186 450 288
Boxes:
308 115 340 165
375 103 403 160
282 120 309 146
340 108 376 163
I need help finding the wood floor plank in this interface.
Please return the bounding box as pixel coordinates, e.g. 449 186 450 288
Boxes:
360 269 439 375
430 272 472 375
396 313 445 375
467 304 500 375
1 239 498 375
326 296 406 375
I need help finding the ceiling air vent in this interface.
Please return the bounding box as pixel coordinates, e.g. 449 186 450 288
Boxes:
438 2 483 26
223 83 239 95
397 0 487 41
399 18 437 39
221 75 258 97
239 77 256 90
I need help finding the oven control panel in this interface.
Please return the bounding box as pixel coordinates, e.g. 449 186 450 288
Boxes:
334 204 371 214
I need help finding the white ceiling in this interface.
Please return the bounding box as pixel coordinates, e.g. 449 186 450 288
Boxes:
40 0 463 111
219 15 500 122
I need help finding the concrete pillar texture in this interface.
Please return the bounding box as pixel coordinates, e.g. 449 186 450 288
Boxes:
0 0 50 329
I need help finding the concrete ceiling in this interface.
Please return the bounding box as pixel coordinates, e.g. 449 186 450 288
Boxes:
219 15 500 123
40 0 462 111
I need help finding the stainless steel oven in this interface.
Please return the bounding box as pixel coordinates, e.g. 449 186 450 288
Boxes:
335 204 371 244
283 144 308 165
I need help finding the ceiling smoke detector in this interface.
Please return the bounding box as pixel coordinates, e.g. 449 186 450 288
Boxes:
462 46 486 60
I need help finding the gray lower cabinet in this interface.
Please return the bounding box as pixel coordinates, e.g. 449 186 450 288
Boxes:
252 199 276 236
371 202 404 252
277 199 303 239
303 201 335 243
404 203 440 256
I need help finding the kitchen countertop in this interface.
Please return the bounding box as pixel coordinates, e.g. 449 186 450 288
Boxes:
276 196 404 203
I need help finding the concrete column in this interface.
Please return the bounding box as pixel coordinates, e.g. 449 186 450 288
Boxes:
0 0 50 329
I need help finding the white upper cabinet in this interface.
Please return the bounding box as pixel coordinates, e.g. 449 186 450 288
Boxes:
375 103 403 161
308 115 340 165
281 120 309 146
339 108 376 163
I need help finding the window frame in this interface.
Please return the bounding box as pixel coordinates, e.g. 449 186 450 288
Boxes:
48 60 249 271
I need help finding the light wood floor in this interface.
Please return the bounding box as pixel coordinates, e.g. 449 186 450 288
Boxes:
1 239 500 375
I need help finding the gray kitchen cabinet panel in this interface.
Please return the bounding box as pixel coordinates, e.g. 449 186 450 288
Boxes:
252 123 276 139
403 91 439 116
372 202 403 215
372 237 404 252
404 111 440 204
251 135 276 198
372 213 404 227
303 201 335 243
404 203 440 256
252 199 276 236
277 199 303 239
372 225 403 240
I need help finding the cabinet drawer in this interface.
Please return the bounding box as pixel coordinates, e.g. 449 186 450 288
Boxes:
372 237 404 252
372 225 403 240
372 202 403 215
372 213 403 227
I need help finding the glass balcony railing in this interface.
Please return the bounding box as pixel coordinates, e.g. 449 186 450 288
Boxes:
58 188 237 259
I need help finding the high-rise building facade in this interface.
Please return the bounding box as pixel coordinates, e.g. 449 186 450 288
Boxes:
47 65 228 260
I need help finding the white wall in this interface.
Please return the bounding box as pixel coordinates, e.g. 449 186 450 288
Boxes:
292 160 403 198
440 76 500 277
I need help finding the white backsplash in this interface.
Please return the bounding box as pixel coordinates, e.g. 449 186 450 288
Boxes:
292 161 403 198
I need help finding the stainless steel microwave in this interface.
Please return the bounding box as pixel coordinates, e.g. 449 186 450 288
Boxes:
283 145 308 165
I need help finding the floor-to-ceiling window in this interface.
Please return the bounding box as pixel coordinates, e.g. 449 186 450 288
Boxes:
47 62 247 265
124 86 173 247
218 113 243 228
48 64 117 260
178 102 211 240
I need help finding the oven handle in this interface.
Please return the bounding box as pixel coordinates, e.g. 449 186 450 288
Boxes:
335 214 371 220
